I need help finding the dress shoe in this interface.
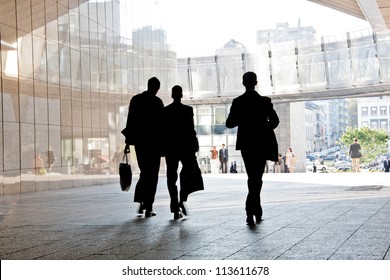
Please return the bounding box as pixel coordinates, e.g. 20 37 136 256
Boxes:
255 214 262 223
145 210 157 217
246 216 255 226
179 202 187 216
174 211 183 220
138 203 145 214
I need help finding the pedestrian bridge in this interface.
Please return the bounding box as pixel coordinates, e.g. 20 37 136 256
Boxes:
178 29 390 104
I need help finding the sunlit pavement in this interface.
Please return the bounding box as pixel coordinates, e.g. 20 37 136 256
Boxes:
0 172 389 260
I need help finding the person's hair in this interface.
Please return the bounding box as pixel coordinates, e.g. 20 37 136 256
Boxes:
171 85 183 100
242 72 257 88
288 147 293 152
147 77 160 90
354 138 358 142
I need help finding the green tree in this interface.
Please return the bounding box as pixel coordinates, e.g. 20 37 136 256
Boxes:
339 127 388 163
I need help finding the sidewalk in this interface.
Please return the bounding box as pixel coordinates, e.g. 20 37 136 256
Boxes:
0 172 389 260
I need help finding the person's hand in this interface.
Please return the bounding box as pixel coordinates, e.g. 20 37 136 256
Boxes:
124 144 130 154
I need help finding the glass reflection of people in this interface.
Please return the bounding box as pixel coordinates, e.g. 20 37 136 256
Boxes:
34 154 47 175
161 85 199 219
122 77 164 218
226 71 279 226
46 146 56 173
349 138 362 172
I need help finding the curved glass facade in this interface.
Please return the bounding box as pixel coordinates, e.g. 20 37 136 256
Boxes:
0 0 176 194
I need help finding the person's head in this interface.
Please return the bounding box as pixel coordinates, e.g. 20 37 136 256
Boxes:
171 85 183 101
242 71 257 89
222 144 225 148
288 147 293 152
354 138 358 143
147 77 160 95
213 145 216 149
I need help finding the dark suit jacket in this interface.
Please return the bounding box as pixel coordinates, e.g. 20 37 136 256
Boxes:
162 102 198 155
349 143 362 158
219 149 228 162
122 91 164 146
226 89 279 161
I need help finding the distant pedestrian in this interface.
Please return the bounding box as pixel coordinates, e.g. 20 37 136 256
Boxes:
349 138 362 172
210 146 219 174
219 144 228 173
312 163 317 173
384 158 390 172
285 148 295 173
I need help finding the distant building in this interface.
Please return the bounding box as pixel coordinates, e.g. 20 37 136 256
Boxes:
257 20 316 45
358 97 390 132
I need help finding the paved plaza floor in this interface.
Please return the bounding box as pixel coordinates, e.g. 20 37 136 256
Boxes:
0 172 389 260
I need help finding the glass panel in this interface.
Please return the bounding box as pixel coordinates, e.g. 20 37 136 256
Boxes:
31 0 45 38
2 78 19 122
18 32 34 79
0 0 16 27
19 79 34 124
46 0 59 42
33 35 47 81
34 80 48 125
3 122 20 171
16 0 32 33
48 85 60 125
20 123 35 170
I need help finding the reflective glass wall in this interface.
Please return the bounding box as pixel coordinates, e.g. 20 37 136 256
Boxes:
0 0 176 195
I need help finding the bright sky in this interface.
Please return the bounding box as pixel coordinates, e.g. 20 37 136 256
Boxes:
130 0 371 57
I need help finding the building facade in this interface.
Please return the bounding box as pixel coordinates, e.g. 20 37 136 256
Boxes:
0 0 176 195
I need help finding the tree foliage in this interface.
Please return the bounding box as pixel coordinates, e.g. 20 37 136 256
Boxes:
339 127 388 163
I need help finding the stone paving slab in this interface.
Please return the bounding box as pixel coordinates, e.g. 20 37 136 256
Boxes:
0 172 389 260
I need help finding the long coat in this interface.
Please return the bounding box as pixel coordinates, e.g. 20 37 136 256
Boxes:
226 89 279 161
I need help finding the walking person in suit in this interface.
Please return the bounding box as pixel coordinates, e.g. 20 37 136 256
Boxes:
349 138 362 172
162 85 199 219
219 144 228 173
123 77 164 217
384 158 390 172
226 71 279 226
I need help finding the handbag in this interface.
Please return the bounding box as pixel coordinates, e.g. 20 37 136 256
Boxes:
179 157 204 202
119 153 132 192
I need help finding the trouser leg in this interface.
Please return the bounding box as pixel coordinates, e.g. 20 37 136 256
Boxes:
165 155 179 213
134 145 160 211
241 149 266 217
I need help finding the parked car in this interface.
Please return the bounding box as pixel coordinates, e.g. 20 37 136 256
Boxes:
306 154 316 161
369 164 384 172
335 167 352 172
334 160 352 169
306 162 327 172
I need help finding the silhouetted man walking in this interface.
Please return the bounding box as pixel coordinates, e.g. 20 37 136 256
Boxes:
226 72 279 226
162 85 199 219
123 77 164 217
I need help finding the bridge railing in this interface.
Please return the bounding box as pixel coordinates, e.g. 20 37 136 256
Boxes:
177 29 390 99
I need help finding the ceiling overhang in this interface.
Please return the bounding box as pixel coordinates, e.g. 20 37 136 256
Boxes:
308 0 390 32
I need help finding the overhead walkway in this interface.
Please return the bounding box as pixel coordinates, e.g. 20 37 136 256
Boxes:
178 29 390 104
